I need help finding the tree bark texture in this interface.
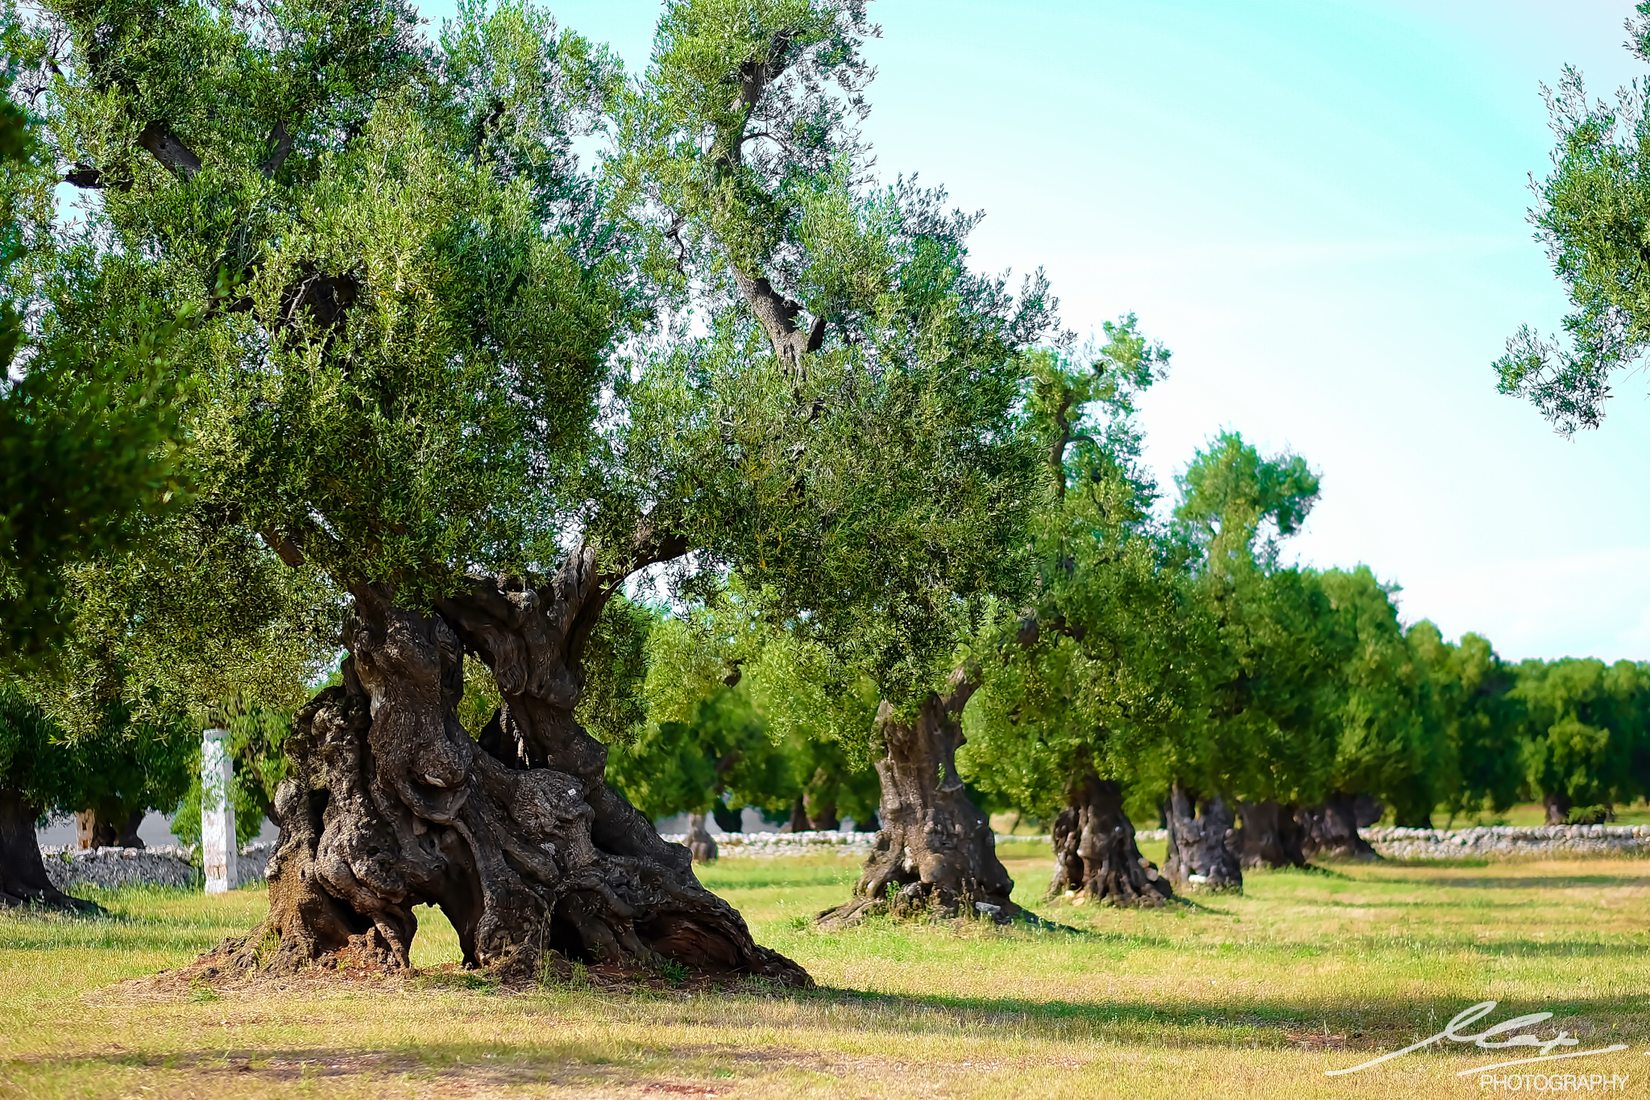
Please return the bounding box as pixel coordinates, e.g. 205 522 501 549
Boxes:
1049 774 1171 906
203 565 807 986
1296 792 1381 861
1236 800 1309 870
819 676 1019 925
1163 783 1243 892
1 787 101 911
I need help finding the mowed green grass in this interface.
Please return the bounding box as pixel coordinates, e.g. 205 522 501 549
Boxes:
2 839 1648 1099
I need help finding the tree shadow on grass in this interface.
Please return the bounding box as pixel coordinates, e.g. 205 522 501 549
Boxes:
10 987 1647 1097
794 986 1650 1052
0 1046 662 1094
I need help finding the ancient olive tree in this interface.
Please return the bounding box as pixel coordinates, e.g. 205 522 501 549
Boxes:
1166 432 1322 889
1509 658 1642 824
961 327 1194 906
19 0 756 982
1217 566 1343 871
1295 567 1431 858
0 683 196 908
16 0 1047 980
630 0 1055 925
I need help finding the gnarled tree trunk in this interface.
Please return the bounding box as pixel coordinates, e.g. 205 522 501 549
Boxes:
1163 783 1242 892
1 788 101 912
819 671 1018 925
1236 800 1308 870
75 807 145 850
1050 773 1171 906
203 565 807 986
1543 790 1572 825
1296 792 1381 861
685 812 717 863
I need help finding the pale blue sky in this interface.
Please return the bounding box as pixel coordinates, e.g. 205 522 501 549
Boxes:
421 1 1650 662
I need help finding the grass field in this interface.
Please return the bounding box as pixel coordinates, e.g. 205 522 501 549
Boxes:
2 839 1648 1098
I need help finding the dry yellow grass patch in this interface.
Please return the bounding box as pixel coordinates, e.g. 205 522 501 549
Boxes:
1 846 1647 1098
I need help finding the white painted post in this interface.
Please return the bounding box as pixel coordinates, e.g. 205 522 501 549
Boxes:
201 728 236 895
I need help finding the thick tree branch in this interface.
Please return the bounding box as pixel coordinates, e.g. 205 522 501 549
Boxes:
708 31 825 379
1048 390 1075 500
259 120 295 177
136 121 201 179
939 659 982 717
259 529 307 568
728 267 819 372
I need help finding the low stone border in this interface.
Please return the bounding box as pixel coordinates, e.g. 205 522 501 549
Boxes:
656 829 878 857
658 824 1650 861
40 841 275 893
655 830 1062 857
1361 824 1650 860
38 824 1649 891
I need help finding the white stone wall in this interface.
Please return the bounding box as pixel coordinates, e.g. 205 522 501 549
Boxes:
1361 824 1650 859
655 824 1650 860
39 841 274 893
34 824 1650 891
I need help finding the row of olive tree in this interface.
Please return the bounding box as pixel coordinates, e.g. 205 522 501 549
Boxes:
623 326 1650 909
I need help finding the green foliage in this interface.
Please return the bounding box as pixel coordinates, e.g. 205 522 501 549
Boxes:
0 682 193 825
623 0 1055 714
10 0 635 616
5 0 1063 800
1510 657 1645 814
1168 434 1336 804
0 42 193 655
605 588 876 823
962 324 1200 817
1313 567 1432 817
1495 2 1650 430
1407 626 1523 820
1175 432 1319 574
